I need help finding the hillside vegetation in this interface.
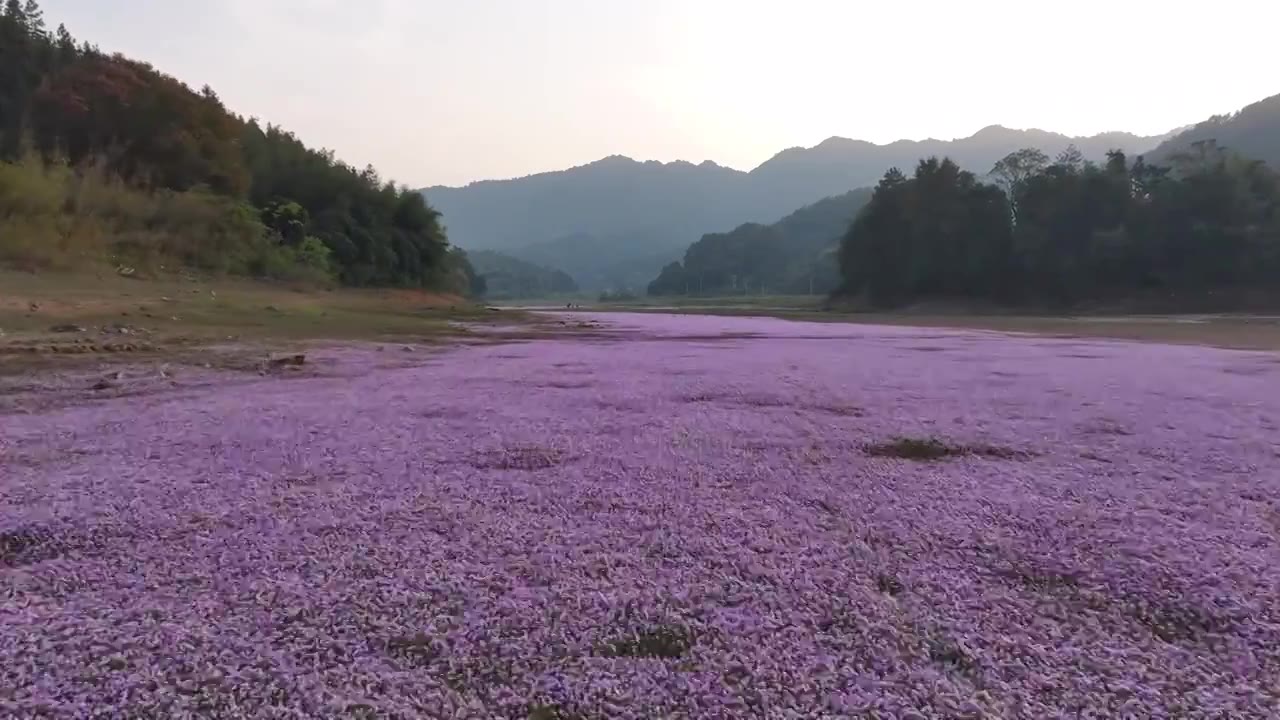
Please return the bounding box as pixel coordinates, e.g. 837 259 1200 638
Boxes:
1146 92 1280 170
839 143 1280 307
0 1 475 293
648 189 872 296
649 92 1280 309
467 249 578 299
424 129 1168 291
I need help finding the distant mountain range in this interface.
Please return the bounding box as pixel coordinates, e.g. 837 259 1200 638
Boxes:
466 250 578 300
1145 92 1280 169
648 189 874 298
422 126 1181 290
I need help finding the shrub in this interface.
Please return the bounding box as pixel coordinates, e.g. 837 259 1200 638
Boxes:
0 156 334 283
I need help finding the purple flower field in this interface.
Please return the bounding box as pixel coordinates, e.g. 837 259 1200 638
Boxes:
3 312 1279 718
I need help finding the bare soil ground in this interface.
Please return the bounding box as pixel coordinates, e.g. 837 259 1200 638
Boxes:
582 295 1280 351
0 270 484 339
819 312 1280 351
0 271 602 414
4 272 1276 419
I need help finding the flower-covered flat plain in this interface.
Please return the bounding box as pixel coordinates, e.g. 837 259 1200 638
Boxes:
2 312 1278 718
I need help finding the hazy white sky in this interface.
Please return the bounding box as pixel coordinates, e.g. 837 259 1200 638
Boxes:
39 0 1278 187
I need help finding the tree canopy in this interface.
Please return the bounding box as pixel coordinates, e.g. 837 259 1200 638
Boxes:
1146 92 1280 171
0 0 463 291
466 250 578 300
648 189 872 297
838 143 1280 307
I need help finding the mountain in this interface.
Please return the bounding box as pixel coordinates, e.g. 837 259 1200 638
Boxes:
427 157 745 291
466 250 578 299
423 127 1170 290
1144 92 1280 169
648 189 873 297
506 232 684 293
749 128 1167 213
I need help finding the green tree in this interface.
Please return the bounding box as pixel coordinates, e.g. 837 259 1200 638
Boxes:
840 159 1013 306
1 0 456 289
840 142 1280 308
990 148 1049 223
648 261 688 296
651 189 871 297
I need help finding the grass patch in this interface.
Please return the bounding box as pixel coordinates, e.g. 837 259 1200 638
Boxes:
1222 364 1272 376
817 608 862 634
738 394 792 408
0 157 329 282
810 498 840 515
418 406 470 420
876 573 905 596
994 564 1082 593
1132 602 1231 643
593 398 645 413
0 526 59 567
0 271 530 381
538 380 594 390
927 635 980 681
470 446 566 471
599 624 696 659
1078 419 1134 437
385 633 441 665
683 391 795 410
810 402 865 417
528 705 590 720
863 437 1031 461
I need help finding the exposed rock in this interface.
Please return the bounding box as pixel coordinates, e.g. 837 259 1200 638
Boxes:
267 353 307 369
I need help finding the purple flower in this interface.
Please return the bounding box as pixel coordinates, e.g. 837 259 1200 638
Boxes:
2 312 1278 717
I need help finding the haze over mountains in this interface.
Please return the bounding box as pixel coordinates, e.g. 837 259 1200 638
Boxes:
1145 93 1280 169
647 189 875 298
466 250 578 300
423 126 1174 291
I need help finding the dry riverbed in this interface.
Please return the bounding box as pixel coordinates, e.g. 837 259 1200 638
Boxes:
2 311 1279 718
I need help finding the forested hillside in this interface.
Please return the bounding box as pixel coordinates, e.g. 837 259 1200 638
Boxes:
648 189 872 296
838 143 1280 307
466 250 578 299
0 1 473 292
425 157 744 291
1146 92 1279 171
424 129 1168 290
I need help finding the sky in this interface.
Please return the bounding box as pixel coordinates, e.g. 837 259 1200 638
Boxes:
38 0 1280 188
